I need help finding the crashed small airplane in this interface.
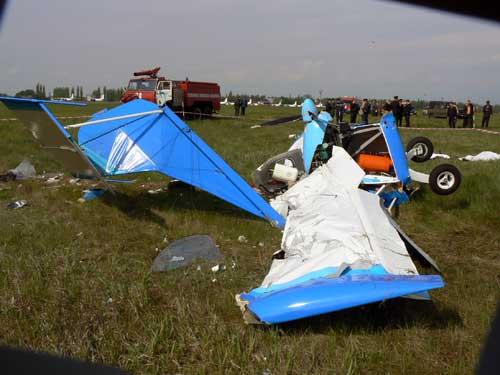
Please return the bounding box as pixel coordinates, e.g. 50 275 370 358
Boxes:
0 96 444 325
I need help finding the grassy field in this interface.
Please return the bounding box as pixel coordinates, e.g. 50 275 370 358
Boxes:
0 102 499 374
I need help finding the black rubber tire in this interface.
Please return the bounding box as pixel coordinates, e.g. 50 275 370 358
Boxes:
253 149 304 194
406 136 434 163
193 107 203 120
429 164 461 195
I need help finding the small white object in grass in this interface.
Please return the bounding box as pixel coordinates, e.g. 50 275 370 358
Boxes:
106 297 113 304
238 235 248 243
288 134 296 139
69 178 80 184
211 278 217 283
231 260 236 269
430 153 450 160
258 242 264 247
196 265 202 271
211 264 226 273
250 125 261 129
170 256 185 262
76 232 83 237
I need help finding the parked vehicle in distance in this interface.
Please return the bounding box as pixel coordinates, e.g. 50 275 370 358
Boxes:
121 67 221 117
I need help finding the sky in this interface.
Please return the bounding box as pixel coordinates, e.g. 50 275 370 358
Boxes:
1 0 500 103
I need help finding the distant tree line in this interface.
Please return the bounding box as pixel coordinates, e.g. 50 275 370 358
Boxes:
11 83 124 102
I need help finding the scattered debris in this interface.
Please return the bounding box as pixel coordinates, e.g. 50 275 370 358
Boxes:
459 151 500 161
250 125 262 129
430 153 450 160
148 188 163 194
69 178 80 185
151 235 223 272
7 200 29 210
11 160 36 179
46 174 63 184
78 188 105 202
211 264 226 273
238 235 248 243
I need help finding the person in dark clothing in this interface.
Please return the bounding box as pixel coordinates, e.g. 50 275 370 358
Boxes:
360 98 371 124
240 97 248 116
335 99 344 123
447 102 458 128
482 100 493 128
391 96 402 127
463 100 474 128
234 96 241 116
402 99 413 127
325 100 333 116
350 99 360 123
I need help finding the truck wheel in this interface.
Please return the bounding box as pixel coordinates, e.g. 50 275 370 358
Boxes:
193 107 203 120
406 136 434 163
429 164 461 195
203 105 213 116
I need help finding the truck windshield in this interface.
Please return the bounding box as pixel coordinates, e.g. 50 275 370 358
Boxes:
128 79 156 91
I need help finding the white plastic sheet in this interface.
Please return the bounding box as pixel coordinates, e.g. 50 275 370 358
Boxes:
459 151 500 161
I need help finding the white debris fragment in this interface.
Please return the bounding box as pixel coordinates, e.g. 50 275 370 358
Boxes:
196 265 202 271
258 242 264 247
430 153 450 160
106 297 113 304
231 260 236 269
147 188 163 194
170 256 185 262
250 125 261 129
238 235 248 243
288 134 296 139
211 264 226 273
69 178 80 184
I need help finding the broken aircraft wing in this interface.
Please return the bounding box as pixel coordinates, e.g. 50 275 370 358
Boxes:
0 97 285 228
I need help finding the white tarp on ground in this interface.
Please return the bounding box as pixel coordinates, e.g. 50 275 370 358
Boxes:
266 146 418 289
459 151 500 161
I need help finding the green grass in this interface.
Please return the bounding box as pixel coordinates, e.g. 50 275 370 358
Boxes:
0 102 499 374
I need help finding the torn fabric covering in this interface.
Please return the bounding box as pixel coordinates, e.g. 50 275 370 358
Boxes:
237 147 444 324
78 100 285 227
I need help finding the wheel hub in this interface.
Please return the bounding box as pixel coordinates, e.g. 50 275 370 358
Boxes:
436 171 455 189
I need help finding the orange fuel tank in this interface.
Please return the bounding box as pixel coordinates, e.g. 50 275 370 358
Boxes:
356 154 393 173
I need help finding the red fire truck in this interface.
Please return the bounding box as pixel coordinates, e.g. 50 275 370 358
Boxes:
121 67 221 116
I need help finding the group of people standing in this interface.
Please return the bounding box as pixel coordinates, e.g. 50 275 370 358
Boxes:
446 100 493 128
325 98 374 124
390 96 415 128
233 96 248 116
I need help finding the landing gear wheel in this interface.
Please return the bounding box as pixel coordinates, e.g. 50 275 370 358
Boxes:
406 136 434 162
429 164 461 195
253 149 304 196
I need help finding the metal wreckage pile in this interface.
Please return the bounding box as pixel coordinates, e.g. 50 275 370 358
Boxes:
1 95 462 325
